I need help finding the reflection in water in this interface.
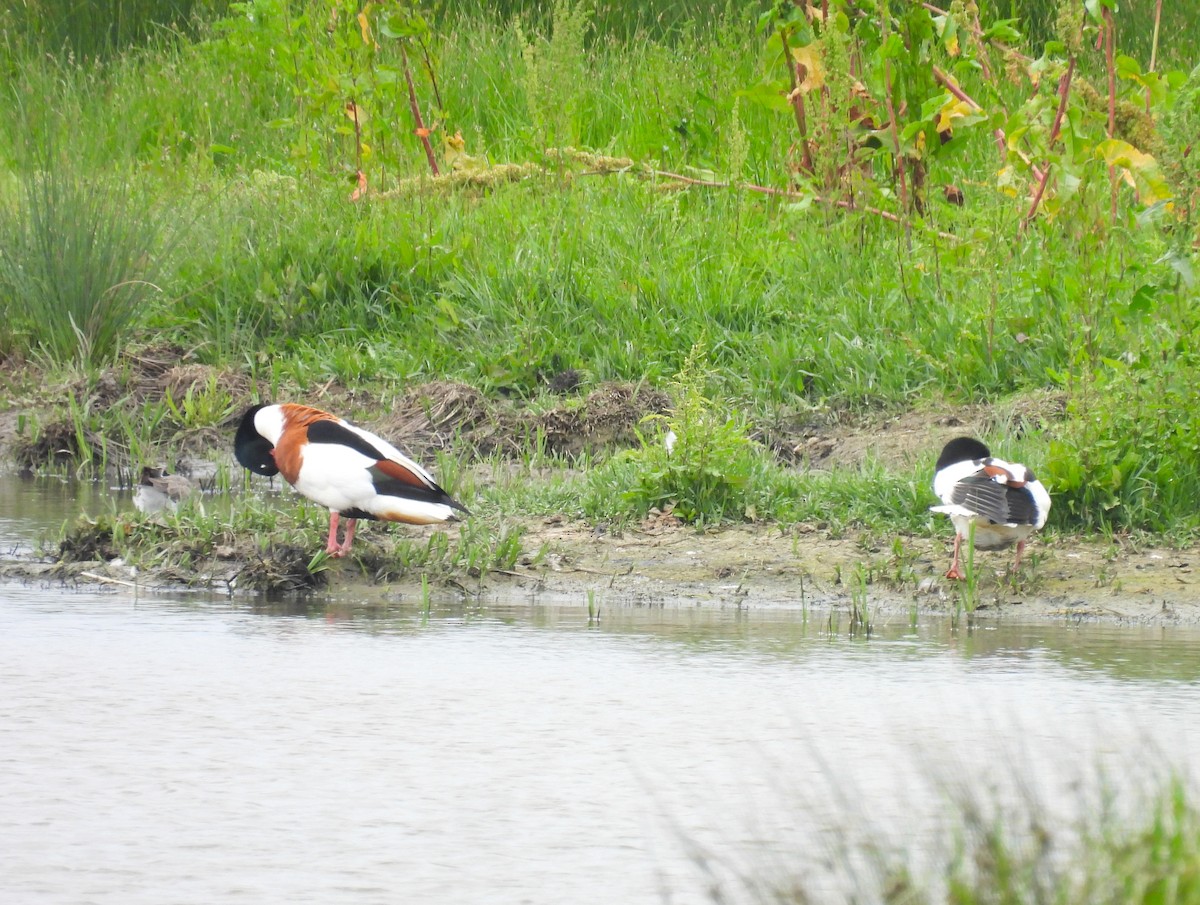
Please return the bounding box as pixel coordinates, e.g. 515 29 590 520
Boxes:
0 586 1198 904
206 591 1200 684
0 473 116 555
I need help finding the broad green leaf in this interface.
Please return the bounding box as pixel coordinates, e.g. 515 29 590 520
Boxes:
877 33 904 61
1159 249 1196 288
736 80 791 113
1127 284 1156 318
786 18 815 48
380 11 427 40
1115 54 1142 78
983 19 1022 43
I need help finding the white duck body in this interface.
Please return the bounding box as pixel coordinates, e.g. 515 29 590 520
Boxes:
290 430 457 525
251 403 462 525
931 449 1051 549
236 402 468 557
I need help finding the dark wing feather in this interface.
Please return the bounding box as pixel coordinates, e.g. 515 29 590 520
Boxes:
1004 486 1038 525
368 461 448 501
307 419 469 515
306 419 389 460
951 475 1037 525
367 464 469 514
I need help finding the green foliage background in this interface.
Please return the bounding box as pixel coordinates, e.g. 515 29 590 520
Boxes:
1 0 1200 535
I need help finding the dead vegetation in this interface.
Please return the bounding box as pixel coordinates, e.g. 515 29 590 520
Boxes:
1 337 1069 480
776 389 1069 471
373 379 670 459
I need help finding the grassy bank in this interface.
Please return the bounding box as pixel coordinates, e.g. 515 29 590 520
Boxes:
2 0 1200 560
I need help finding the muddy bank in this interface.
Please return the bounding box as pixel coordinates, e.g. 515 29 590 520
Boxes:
1 359 1196 625
3 516 1199 626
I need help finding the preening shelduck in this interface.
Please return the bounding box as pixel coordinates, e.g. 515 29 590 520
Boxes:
930 436 1050 580
235 403 468 557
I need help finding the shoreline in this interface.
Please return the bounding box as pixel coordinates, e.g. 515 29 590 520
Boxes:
3 516 1198 626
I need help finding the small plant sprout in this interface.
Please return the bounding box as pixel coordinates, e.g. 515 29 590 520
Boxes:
960 521 980 617
850 562 873 637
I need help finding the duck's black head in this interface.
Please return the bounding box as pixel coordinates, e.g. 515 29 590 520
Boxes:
234 403 279 476
936 436 991 471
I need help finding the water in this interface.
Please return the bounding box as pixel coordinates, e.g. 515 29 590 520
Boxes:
2 474 1200 904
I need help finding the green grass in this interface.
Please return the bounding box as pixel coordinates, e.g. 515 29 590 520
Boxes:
56 486 525 592
0 0 231 61
705 777 1200 905
0 139 185 368
2 0 1200 540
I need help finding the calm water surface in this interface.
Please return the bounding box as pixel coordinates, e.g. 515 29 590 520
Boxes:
2 474 1200 904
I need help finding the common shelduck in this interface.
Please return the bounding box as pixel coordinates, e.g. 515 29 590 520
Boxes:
930 436 1050 580
234 403 469 557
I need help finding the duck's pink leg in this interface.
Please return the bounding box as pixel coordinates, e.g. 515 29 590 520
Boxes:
1012 539 1026 571
325 511 343 555
945 533 965 581
337 518 357 556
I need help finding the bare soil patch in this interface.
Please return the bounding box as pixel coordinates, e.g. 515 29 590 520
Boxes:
469 518 1200 625
6 515 1198 627
780 389 1068 471
2 372 1195 625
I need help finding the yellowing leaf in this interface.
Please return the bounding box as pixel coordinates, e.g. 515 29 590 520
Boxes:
1096 139 1173 205
996 165 1020 198
936 98 976 133
1096 139 1154 171
357 9 374 46
443 130 487 173
789 44 825 94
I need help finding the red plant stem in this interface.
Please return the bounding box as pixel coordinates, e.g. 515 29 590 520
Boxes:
1146 0 1162 113
1103 7 1117 222
417 36 445 112
1021 56 1075 232
648 170 961 243
780 25 814 175
1048 59 1075 146
931 64 1030 172
401 45 439 176
883 54 909 223
966 4 993 82
350 95 363 173
932 64 980 110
